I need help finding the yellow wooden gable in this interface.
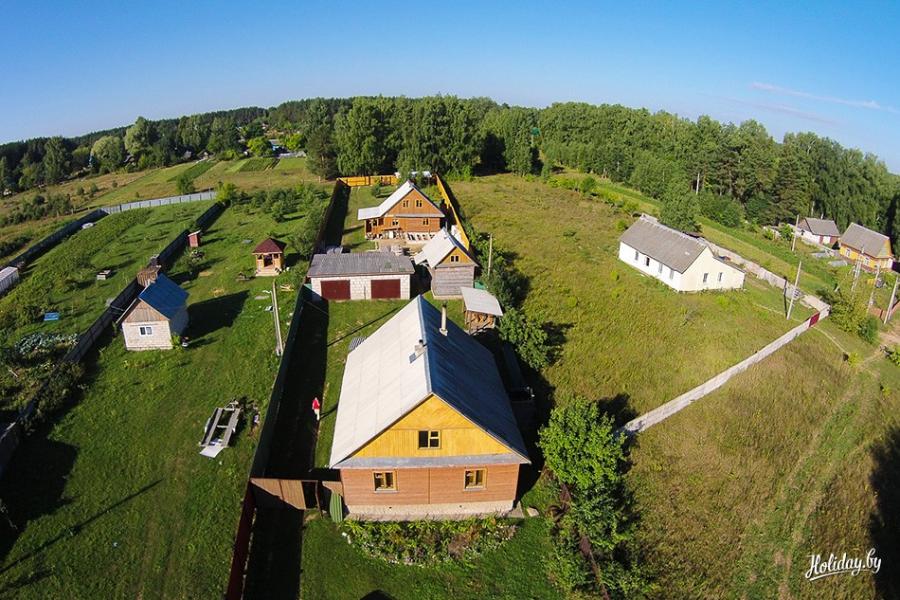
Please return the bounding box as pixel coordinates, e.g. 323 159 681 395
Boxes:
438 246 475 266
388 187 444 216
352 394 510 459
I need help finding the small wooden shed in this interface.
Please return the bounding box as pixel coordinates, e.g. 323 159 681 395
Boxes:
461 287 503 333
253 238 286 276
413 228 478 298
188 230 202 248
121 272 189 351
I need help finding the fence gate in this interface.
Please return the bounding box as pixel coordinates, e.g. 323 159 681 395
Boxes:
250 478 319 510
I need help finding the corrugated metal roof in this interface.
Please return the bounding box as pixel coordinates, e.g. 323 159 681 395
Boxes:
357 180 442 220
0 266 18 281
620 215 706 273
798 217 840 237
461 287 503 316
138 273 188 320
329 296 528 468
413 228 477 267
307 252 414 277
842 223 892 258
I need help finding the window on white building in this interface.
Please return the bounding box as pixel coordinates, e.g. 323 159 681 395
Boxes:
139 326 153 336
718 272 723 283
657 262 663 274
634 250 639 261
644 257 650 267
669 268 674 280
703 273 709 284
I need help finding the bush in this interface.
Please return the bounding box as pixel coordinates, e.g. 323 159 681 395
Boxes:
698 192 743 227
499 308 551 370
888 346 900 367
342 518 515 565
860 316 880 344
26 361 84 430
579 176 597 196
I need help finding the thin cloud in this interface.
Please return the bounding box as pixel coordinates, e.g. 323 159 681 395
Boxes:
718 96 839 125
751 82 899 114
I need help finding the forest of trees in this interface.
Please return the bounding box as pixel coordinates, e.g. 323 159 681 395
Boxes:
2 96 899 246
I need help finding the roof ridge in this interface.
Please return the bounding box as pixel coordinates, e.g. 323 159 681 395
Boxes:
639 214 705 247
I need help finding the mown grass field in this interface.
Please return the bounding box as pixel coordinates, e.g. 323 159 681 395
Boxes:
0 203 314 599
0 202 213 347
453 174 813 416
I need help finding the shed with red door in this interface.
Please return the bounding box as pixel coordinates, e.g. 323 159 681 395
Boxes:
307 252 414 301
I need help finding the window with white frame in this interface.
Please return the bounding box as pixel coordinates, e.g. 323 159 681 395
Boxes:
139 326 153 336
634 250 639 261
657 262 663 274
669 268 674 280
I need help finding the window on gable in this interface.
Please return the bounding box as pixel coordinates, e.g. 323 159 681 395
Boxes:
464 469 486 489
415 199 423 207
373 471 396 491
402 200 409 208
450 255 460 263
418 430 440 449
139 326 153 336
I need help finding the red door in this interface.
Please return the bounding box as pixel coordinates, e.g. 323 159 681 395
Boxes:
320 279 350 300
371 279 401 299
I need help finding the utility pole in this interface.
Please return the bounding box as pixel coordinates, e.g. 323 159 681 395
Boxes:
885 277 899 325
868 264 881 307
487 233 493 278
787 260 802 320
851 256 862 291
791 215 799 252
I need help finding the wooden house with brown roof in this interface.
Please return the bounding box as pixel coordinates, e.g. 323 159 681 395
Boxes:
253 238 286 276
121 272 189 351
357 180 445 242
329 296 529 519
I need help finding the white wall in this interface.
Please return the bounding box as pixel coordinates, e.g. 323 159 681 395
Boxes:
618 242 743 292
0 267 19 296
311 274 411 300
123 320 174 350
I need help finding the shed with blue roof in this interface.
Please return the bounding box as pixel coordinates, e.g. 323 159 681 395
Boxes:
121 271 189 350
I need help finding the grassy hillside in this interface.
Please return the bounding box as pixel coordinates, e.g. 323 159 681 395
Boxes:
0 202 316 599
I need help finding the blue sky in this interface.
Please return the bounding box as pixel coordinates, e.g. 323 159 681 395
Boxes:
1 1 899 170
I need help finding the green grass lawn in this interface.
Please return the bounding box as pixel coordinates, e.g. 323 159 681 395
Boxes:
453 174 812 416
0 203 314 599
0 202 213 348
239 158 278 172
167 160 216 182
93 163 197 205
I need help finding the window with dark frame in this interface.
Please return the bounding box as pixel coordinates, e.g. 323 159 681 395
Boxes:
464 468 486 489
450 255 460 263
418 430 440 449
415 199 423 207
644 256 650 267
703 272 709 284
373 471 396 491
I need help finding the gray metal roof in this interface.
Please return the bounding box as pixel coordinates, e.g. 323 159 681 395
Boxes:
461 287 503 316
798 217 841 237
619 215 705 273
842 223 892 258
329 296 529 468
307 252 414 278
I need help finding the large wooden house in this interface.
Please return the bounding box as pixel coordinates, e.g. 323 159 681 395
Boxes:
839 223 893 272
414 228 478 298
357 180 445 242
121 272 189 351
328 296 529 519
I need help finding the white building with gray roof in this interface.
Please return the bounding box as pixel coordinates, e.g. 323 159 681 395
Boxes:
307 252 414 301
618 215 745 292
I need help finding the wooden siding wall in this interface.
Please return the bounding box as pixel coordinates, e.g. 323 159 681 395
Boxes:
365 187 445 236
353 395 510 458
341 463 519 506
440 246 475 265
431 265 476 298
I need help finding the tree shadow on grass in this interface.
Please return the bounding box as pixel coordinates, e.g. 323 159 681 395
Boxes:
870 426 900 598
186 291 248 340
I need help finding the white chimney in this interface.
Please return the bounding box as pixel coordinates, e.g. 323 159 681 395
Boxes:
440 303 448 336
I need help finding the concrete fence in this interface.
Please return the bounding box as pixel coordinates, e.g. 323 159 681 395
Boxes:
103 190 216 214
621 309 827 435
706 240 830 314
0 201 225 478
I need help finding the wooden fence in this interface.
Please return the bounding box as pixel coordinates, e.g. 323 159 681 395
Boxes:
224 180 348 600
434 175 470 250
337 174 398 188
6 208 108 269
0 202 225 478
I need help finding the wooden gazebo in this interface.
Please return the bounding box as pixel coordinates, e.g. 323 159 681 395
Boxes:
461 287 503 333
253 238 286 276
